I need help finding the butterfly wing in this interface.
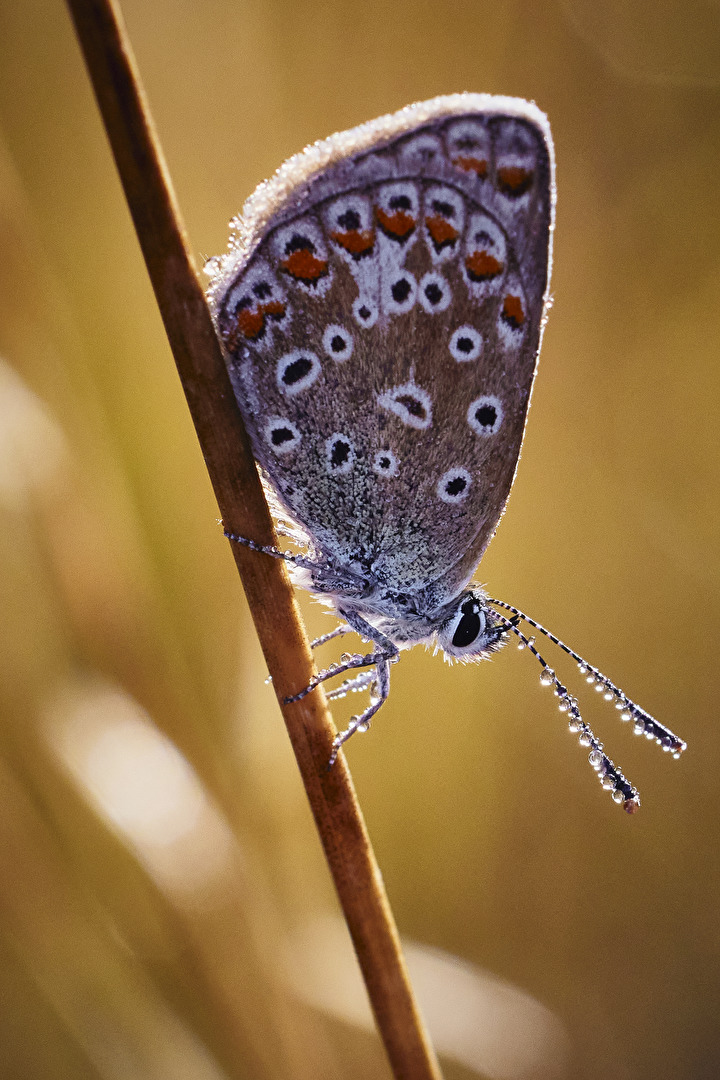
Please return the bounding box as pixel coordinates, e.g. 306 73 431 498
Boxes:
208 94 554 603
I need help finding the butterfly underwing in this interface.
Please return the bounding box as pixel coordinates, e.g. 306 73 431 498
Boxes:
206 94 685 811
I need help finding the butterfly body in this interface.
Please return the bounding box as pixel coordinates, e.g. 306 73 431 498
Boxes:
208 95 685 806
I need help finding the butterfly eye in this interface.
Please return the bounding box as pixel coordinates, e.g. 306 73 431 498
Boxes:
452 600 485 648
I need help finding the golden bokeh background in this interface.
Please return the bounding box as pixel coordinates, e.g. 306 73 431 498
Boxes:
0 1 718 1077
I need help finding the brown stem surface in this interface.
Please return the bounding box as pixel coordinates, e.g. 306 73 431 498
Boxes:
65 1 443 1077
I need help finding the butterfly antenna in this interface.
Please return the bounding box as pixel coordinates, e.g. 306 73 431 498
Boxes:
489 598 686 758
490 610 643 812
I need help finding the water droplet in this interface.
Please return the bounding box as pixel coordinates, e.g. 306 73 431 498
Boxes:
601 774 615 790
578 663 588 674
568 718 582 732
558 702 568 713
539 667 555 687
340 652 352 662
612 789 624 804
579 732 592 746
517 640 526 650
589 749 603 770
621 710 632 722
603 690 614 701
645 729 655 740
264 674 273 685
594 681 605 693
615 700 626 710
634 721 646 735
586 674 596 684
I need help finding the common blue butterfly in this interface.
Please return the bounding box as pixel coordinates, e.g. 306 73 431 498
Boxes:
206 94 685 811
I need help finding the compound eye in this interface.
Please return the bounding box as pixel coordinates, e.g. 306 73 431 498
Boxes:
452 601 484 648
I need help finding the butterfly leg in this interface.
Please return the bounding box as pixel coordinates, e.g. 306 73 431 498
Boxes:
327 611 400 762
283 642 396 703
225 530 368 599
282 608 400 765
327 657 392 767
310 624 353 649
224 529 322 572
284 609 398 701
326 670 377 701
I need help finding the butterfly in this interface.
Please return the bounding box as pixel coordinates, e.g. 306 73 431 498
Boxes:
206 94 685 811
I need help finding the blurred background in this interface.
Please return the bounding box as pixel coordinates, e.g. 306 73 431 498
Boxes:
0 1 718 1077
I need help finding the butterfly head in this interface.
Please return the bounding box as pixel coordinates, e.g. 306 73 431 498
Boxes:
436 590 509 662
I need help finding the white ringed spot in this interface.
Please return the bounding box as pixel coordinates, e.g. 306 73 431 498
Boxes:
383 271 417 316
437 468 472 504
449 325 483 362
273 218 332 295
220 260 288 350
494 119 538 201
353 296 379 328
324 195 375 261
377 382 432 430
419 272 451 314
372 449 399 477
375 182 419 245
325 433 355 475
276 349 322 396
323 324 354 362
497 286 527 348
464 212 507 298
399 132 443 165
468 395 503 436
423 185 465 262
446 119 491 179
264 417 301 455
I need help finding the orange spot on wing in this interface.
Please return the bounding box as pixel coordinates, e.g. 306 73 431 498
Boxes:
452 155 488 178
280 250 329 284
426 216 459 250
465 251 503 281
330 228 375 257
502 293 525 328
496 166 533 196
228 300 286 346
235 308 264 340
376 207 416 240
261 299 286 321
